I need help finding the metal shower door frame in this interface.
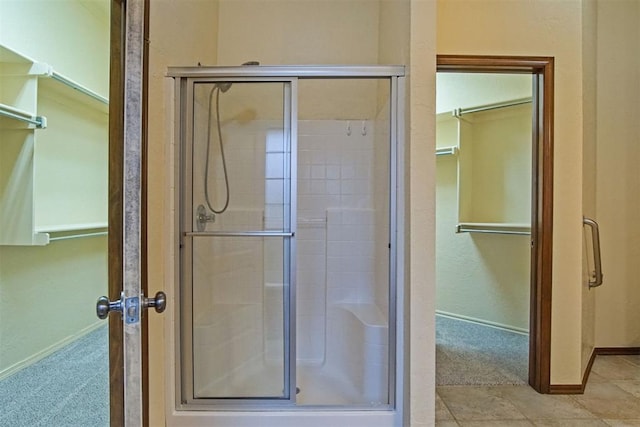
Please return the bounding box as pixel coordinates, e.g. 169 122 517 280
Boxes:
169 65 405 416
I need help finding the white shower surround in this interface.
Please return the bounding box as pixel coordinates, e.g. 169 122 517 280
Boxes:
191 117 391 404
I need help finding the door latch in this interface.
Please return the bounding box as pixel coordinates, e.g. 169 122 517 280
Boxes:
96 291 167 323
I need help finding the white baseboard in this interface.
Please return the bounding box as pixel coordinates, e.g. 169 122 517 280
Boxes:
436 310 529 336
0 321 105 381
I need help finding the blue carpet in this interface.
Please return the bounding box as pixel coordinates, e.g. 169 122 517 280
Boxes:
0 325 109 427
436 315 529 386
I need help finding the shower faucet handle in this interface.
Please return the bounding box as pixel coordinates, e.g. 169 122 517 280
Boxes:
196 204 215 231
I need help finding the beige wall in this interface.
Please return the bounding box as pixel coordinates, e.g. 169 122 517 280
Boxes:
594 0 640 348
437 0 586 384
581 0 597 377
408 0 436 424
0 0 110 97
147 1 220 424
216 0 379 65
436 73 532 114
217 0 381 120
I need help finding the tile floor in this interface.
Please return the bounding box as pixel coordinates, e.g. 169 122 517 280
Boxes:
436 355 640 426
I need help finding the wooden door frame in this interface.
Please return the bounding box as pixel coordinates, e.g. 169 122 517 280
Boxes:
108 1 125 424
109 0 150 425
436 55 554 394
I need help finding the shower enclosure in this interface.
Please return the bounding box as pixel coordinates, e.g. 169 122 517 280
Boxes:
170 65 405 420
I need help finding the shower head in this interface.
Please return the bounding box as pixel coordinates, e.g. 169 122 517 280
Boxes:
215 61 260 93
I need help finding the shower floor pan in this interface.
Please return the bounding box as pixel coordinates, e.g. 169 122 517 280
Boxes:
195 361 385 407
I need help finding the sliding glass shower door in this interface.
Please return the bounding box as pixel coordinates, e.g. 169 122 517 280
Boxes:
172 66 405 420
180 79 296 404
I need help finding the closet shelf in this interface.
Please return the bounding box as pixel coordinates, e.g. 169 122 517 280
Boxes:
456 222 531 236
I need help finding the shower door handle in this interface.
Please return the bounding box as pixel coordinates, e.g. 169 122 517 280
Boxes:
583 217 604 288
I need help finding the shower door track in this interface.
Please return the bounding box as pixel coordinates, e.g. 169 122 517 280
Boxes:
170 65 405 423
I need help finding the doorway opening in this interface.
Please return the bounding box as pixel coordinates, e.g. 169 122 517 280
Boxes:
436 55 554 393
435 72 532 386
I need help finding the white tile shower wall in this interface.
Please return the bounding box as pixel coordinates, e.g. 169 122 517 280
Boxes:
192 213 266 390
262 128 291 361
193 304 262 396
193 120 292 385
203 211 264 303
191 120 270 227
192 216 264 315
296 120 377 363
264 129 290 231
264 281 284 362
326 208 376 305
193 119 386 381
297 120 375 220
296 223 327 363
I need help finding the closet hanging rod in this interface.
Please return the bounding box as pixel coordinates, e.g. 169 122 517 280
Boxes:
453 97 532 117
457 228 530 236
0 103 46 129
50 71 109 105
456 222 531 235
